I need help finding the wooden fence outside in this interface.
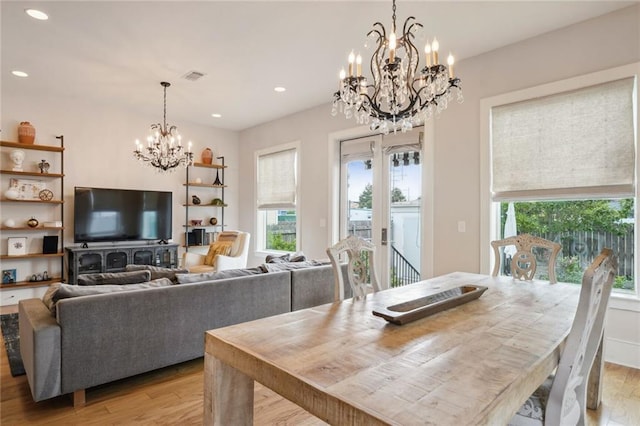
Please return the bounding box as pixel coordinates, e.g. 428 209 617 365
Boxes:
540 230 634 278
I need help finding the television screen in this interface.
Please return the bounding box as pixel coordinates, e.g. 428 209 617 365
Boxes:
74 187 172 243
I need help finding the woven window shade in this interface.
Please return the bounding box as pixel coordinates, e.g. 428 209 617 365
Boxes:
257 148 297 209
491 77 635 201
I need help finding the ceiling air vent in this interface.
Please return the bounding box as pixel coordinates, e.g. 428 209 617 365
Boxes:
182 71 206 81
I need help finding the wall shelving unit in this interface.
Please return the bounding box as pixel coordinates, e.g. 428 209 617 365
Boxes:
183 156 227 251
0 137 65 289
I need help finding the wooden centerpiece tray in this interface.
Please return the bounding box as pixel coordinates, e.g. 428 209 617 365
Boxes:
373 285 488 325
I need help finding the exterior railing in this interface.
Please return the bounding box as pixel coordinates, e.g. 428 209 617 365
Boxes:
390 245 420 287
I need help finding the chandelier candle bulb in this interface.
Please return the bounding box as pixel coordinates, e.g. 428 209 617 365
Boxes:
425 43 432 67
447 53 455 79
389 32 397 62
356 54 362 77
348 51 355 76
431 38 439 64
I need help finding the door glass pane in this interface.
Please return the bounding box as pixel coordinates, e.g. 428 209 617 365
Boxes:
498 199 635 291
389 150 422 286
345 159 373 240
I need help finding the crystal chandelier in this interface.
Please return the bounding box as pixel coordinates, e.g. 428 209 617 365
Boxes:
134 81 194 172
332 0 463 134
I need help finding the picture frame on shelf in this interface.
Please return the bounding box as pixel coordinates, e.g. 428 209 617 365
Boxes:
2 269 17 284
8 237 27 256
9 178 46 200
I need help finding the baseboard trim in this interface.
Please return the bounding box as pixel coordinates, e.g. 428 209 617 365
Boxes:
605 337 640 369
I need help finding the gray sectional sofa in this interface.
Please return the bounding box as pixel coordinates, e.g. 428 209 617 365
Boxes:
18 262 346 405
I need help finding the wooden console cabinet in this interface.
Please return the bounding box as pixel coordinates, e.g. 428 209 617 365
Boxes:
66 243 179 284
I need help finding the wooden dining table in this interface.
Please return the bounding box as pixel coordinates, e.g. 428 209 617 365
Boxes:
203 272 601 425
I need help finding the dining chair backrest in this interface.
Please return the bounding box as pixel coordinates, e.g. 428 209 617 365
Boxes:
326 235 381 301
545 248 616 425
491 234 562 283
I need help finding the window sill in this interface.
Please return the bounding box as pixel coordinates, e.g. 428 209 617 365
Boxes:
610 292 640 312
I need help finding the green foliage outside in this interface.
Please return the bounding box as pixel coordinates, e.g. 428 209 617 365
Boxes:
267 232 296 252
503 199 633 236
501 200 634 289
358 183 407 209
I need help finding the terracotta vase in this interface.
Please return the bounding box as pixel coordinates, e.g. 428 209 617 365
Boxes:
18 121 36 144
201 148 213 164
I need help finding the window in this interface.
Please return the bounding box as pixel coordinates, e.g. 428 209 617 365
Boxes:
255 142 299 253
482 65 638 293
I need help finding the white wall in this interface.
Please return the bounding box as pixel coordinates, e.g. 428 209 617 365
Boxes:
238 5 640 367
238 104 359 265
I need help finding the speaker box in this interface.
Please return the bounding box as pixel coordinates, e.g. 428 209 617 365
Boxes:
187 232 196 246
193 228 205 246
43 236 59 254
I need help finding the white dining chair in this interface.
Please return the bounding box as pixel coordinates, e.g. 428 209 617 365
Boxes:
327 235 382 301
491 234 562 283
509 247 617 426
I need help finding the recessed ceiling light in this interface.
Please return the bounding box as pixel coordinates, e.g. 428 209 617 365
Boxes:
25 9 49 20
211 113 222 118
12 70 28 78
274 87 286 93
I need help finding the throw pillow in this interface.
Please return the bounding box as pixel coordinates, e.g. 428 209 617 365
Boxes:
216 231 239 243
76 270 151 286
265 253 290 263
259 260 331 273
43 278 173 315
125 264 189 283
175 267 265 284
42 283 61 312
204 241 233 266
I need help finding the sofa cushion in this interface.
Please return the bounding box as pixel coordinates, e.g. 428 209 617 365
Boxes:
77 270 151 286
124 264 189 283
204 241 233 266
42 278 173 315
175 267 265 284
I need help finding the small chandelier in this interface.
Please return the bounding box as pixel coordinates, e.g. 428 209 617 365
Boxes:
134 81 194 172
332 0 463 134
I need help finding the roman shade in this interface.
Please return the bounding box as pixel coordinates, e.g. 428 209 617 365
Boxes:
491 77 635 201
257 148 297 209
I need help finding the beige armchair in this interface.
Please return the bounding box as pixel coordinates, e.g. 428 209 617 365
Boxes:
182 231 250 273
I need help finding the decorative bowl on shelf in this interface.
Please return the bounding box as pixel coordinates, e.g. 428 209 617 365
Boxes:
190 219 203 226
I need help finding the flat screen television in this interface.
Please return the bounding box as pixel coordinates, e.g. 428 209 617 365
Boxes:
74 187 172 243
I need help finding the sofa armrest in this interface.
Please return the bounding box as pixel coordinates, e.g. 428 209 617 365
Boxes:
19 298 62 401
183 252 206 268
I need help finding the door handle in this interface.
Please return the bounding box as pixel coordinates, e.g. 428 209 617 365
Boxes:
381 228 388 246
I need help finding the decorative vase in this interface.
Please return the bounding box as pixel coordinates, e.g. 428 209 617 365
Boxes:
201 148 213 164
27 217 39 228
38 159 50 173
209 217 218 226
18 121 36 144
192 195 201 205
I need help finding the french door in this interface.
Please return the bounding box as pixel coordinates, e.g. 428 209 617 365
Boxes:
339 132 423 288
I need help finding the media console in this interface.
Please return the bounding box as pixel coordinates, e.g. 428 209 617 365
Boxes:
66 243 179 284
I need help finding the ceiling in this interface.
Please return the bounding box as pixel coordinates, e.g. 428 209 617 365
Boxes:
2 1 635 131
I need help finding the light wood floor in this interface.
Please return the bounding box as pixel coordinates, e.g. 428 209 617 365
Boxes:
1 305 639 425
